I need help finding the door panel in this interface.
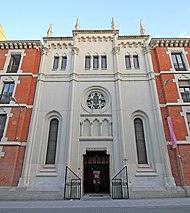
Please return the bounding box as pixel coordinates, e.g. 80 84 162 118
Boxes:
84 151 109 193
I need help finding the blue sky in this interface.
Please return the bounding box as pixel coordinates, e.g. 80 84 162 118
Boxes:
1 0 190 40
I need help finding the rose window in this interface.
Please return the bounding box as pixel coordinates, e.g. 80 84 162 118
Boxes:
87 92 106 109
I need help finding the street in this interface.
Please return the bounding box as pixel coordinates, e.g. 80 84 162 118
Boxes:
0 197 190 213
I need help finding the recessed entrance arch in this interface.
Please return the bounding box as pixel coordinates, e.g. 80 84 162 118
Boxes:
83 151 110 194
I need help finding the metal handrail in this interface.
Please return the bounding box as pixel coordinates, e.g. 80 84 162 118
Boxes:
112 166 129 199
64 166 81 199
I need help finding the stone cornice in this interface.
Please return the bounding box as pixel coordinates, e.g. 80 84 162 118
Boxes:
43 37 73 41
78 35 113 42
0 72 38 77
118 41 144 48
43 34 149 44
118 35 149 40
0 40 42 50
150 38 190 48
72 29 119 35
47 42 73 49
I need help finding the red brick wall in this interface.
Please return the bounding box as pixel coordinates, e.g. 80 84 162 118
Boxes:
15 76 37 105
0 47 41 186
0 146 25 186
168 145 190 186
151 47 172 72
0 50 7 70
5 108 33 142
21 49 41 74
156 74 179 104
168 148 181 186
160 106 188 141
185 47 190 63
151 45 190 186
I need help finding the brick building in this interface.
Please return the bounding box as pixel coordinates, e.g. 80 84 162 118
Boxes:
0 40 41 186
150 38 190 193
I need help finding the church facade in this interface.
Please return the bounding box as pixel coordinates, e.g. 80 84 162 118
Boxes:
17 20 177 199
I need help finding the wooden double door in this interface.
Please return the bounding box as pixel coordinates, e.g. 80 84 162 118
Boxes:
83 151 110 194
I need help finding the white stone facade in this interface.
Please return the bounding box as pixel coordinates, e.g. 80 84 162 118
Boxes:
19 25 176 198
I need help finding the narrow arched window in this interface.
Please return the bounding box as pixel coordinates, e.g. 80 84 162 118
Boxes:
134 118 148 164
46 118 59 164
85 55 91 69
53 56 59 69
133 55 139 69
101 55 107 69
61 56 67 70
125 55 131 69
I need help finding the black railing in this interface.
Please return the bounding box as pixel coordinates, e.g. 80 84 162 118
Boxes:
64 166 81 199
112 166 129 199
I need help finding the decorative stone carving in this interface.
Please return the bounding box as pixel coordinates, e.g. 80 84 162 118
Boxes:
0 41 41 50
150 38 190 48
143 42 150 54
112 46 120 55
80 117 113 137
71 46 79 55
77 36 113 43
41 46 49 55
87 92 106 109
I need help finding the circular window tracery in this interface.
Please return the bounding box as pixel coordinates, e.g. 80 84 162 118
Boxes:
87 92 106 109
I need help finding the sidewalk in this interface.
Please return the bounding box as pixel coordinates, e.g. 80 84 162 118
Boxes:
0 197 190 209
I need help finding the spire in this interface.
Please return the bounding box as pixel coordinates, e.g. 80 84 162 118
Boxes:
0 25 7 41
140 19 145 35
47 24 53 37
75 18 80 30
111 17 116 30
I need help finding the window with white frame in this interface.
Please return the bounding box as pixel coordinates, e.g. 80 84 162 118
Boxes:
171 52 186 71
186 113 190 130
45 118 59 164
7 54 21 73
0 82 15 104
0 114 6 140
179 80 190 102
134 118 148 164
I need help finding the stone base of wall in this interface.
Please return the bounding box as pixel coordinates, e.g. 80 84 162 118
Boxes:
129 186 188 199
0 186 189 200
